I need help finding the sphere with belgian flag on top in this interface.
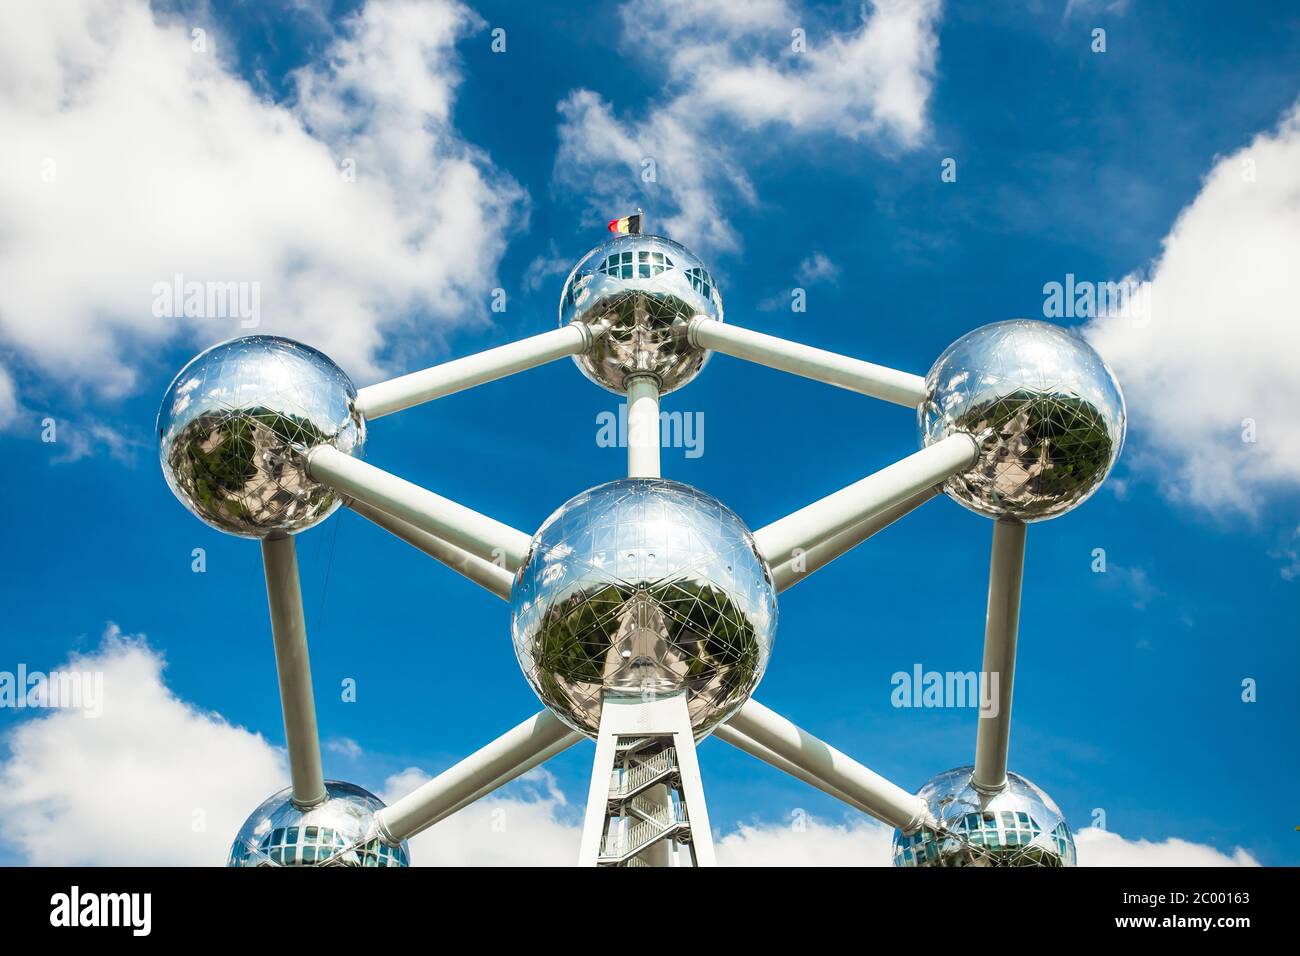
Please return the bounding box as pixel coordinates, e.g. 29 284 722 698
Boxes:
559 221 723 395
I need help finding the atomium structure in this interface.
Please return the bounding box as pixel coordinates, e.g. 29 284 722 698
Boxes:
159 226 1124 867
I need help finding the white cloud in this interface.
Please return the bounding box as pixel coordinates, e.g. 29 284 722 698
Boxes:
555 0 942 252
0 364 18 429
0 0 523 398
718 815 894 865
381 766 582 866
522 240 574 292
1074 827 1258 866
1063 0 1131 19
796 251 841 285
0 625 285 865
1270 525 1300 580
48 419 139 465
1085 101 1300 514
1101 564 1162 610
326 736 364 759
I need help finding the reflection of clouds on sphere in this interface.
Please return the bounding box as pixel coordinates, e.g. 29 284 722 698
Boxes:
559 234 723 394
510 479 776 739
158 336 365 537
893 767 1076 867
227 781 409 867
919 320 1125 522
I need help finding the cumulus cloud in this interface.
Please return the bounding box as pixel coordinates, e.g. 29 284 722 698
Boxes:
796 251 841 285
0 0 523 398
718 814 894 865
0 625 285 865
1270 525 1300 580
522 240 574 292
381 766 582 866
0 364 18 429
555 0 942 251
1085 101 1300 514
1063 0 1131 19
47 418 139 465
1074 827 1258 866
326 736 364 759
1100 564 1163 610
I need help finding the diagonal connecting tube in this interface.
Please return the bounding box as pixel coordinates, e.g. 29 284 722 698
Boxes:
725 700 930 831
356 324 592 420
261 534 326 809
768 486 940 591
346 497 514 600
752 434 977 571
375 710 581 844
713 722 874 815
307 446 533 571
689 317 928 408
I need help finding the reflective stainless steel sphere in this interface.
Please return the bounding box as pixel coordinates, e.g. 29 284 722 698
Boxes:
227 781 409 867
559 234 723 394
511 479 776 739
158 336 365 537
919 320 1125 522
893 766 1076 867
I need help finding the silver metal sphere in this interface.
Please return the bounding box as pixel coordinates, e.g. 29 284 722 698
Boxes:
227 781 409 867
158 335 365 537
559 234 723 394
510 479 776 739
893 766 1076 867
919 319 1125 522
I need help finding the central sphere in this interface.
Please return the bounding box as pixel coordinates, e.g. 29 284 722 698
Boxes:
892 767 1076 867
510 479 776 738
559 234 723 394
227 781 409 867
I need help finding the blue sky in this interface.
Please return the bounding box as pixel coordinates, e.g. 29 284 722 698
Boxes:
1 0 1298 865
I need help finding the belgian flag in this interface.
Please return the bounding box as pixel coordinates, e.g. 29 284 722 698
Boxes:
607 213 643 235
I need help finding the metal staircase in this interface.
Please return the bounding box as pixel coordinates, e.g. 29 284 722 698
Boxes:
596 736 693 866
578 691 715 867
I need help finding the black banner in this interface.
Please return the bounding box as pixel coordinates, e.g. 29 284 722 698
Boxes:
0 865 1289 940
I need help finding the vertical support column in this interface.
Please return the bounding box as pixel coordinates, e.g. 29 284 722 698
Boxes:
626 375 661 479
577 692 715 867
261 534 326 809
972 519 1027 794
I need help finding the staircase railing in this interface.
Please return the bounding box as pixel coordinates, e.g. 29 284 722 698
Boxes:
608 749 677 798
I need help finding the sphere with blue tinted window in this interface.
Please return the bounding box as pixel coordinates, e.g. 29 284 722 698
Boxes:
227 781 409 867
559 234 723 394
892 767 1076 867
